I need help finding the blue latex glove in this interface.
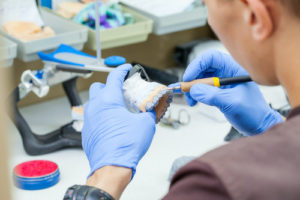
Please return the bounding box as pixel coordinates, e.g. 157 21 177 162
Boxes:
82 64 156 177
182 50 283 136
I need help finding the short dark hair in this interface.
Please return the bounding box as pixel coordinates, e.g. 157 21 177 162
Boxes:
279 0 300 18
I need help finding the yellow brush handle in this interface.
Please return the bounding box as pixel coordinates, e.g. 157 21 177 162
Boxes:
181 77 220 92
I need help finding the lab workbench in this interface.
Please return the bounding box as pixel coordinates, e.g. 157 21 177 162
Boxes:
7 85 287 200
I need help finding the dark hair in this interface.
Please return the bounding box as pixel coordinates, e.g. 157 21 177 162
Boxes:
279 0 300 18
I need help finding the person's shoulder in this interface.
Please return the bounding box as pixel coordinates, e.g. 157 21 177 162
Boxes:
165 159 232 200
198 116 300 200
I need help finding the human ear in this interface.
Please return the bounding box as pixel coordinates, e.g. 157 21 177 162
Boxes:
241 0 273 41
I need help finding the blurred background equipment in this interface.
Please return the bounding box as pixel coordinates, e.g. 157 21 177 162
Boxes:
131 62 179 85
3 21 55 42
10 58 90 155
120 0 207 35
42 0 154 50
0 0 88 62
174 39 229 67
0 35 17 67
160 109 191 129
72 2 134 30
9 43 121 155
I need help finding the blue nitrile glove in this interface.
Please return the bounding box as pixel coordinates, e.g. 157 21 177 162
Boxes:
182 50 283 136
82 64 156 177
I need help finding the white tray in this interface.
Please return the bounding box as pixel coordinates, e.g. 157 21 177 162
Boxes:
0 7 88 62
120 3 207 35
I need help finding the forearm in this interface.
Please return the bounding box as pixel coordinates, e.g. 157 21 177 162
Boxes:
86 166 132 200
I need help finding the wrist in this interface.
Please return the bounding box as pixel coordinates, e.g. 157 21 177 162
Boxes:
64 185 115 200
86 166 132 200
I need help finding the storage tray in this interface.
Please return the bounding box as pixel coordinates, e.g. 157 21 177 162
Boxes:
49 4 153 50
0 7 88 62
88 6 153 50
120 3 207 35
0 35 17 67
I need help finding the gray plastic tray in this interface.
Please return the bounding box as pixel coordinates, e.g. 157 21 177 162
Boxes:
0 7 88 62
86 6 153 50
49 4 153 50
0 35 17 67
120 4 207 35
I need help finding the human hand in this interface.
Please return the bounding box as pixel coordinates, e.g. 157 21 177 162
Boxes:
82 64 156 178
183 50 283 136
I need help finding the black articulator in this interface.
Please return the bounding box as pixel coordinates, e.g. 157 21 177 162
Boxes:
9 63 92 155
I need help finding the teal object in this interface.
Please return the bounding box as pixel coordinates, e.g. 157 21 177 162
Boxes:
73 3 106 24
73 3 134 30
124 13 135 24
104 56 126 67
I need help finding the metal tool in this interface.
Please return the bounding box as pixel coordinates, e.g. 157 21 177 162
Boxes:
125 64 150 81
169 76 252 92
44 61 113 73
160 109 191 129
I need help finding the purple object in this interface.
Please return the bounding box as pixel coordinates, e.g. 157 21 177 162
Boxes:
88 13 113 29
102 21 112 29
74 2 128 30
88 13 107 24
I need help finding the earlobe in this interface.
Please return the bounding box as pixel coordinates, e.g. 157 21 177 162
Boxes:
243 0 273 41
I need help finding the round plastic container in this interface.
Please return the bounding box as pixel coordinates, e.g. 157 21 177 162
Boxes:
13 160 60 190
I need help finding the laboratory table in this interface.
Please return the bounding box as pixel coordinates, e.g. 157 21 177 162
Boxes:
7 86 287 200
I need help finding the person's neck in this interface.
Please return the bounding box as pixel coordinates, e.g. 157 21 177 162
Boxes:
275 16 300 108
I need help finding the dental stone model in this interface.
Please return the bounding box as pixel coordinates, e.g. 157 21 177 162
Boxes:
123 72 173 123
3 21 55 42
57 2 87 19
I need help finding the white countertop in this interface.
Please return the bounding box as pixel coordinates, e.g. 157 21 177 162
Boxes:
7 85 288 200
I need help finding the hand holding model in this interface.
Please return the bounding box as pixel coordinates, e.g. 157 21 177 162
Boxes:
82 64 156 194
183 50 283 136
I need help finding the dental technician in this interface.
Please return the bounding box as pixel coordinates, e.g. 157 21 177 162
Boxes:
64 0 300 199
